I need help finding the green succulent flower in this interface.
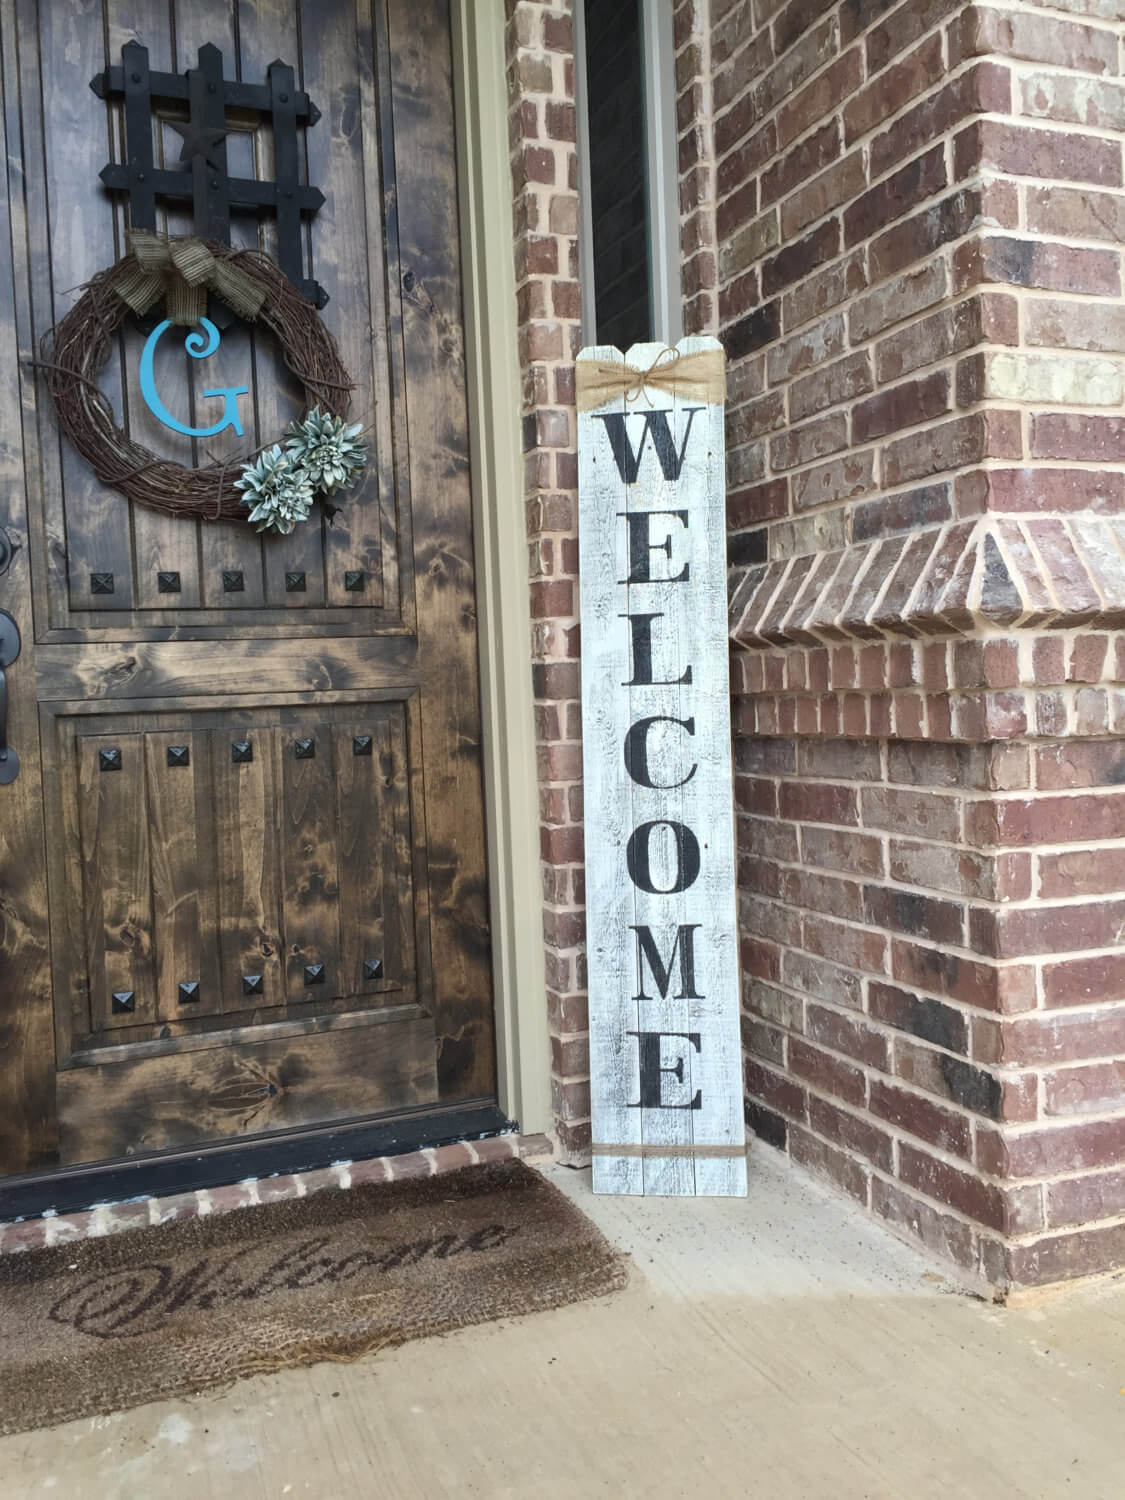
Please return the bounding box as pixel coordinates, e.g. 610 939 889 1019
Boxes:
234 443 315 535
285 408 367 494
235 409 367 535
248 475 315 535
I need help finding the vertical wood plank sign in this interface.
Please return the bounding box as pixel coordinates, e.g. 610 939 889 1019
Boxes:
577 337 746 1197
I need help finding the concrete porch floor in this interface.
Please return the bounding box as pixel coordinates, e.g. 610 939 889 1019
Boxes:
4 1147 1125 1499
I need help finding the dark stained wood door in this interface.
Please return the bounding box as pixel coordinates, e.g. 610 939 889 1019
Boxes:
0 0 496 1176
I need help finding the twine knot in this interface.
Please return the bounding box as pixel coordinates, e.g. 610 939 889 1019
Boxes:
616 347 682 406
576 343 725 413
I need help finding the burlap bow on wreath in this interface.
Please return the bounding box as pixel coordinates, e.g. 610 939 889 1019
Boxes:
112 229 267 326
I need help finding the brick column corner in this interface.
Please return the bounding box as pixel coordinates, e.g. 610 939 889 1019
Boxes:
705 0 1125 1292
504 0 590 1161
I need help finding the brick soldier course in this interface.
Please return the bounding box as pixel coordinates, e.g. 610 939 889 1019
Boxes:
0 1135 553 1256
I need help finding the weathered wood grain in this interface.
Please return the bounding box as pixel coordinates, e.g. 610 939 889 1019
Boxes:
144 731 211 1019
173 0 266 613
69 998 425 1064
384 706 419 993
334 716 409 999
237 0 326 611
57 1009 439 1161
578 338 746 1197
388 0 494 1101
281 723 342 1000
0 0 56 1171
212 723 284 1011
34 635 418 701
109 0 205 612
35 0 135 616
77 734 156 1030
577 346 638 1195
302 0 387 610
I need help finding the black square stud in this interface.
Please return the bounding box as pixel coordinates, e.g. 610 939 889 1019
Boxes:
178 980 200 1005
304 963 326 986
157 571 181 593
99 748 122 772
362 958 383 981
294 738 316 760
90 572 115 595
285 572 307 593
242 974 264 997
353 735 373 756
232 740 253 763
166 745 190 768
344 571 365 592
222 571 245 593
111 990 135 1013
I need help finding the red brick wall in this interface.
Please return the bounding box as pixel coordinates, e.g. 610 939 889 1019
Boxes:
506 0 1125 1290
709 0 1125 1289
675 1 721 333
504 0 591 1160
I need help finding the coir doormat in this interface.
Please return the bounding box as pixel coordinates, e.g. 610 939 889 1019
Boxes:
0 1159 627 1436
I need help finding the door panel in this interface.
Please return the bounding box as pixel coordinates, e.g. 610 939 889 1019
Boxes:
0 0 495 1179
27 0 402 637
61 705 416 1043
45 696 434 1164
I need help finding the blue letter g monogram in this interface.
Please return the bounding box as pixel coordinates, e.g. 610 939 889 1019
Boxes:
140 319 249 439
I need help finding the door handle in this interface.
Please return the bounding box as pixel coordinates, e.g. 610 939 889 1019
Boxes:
0 610 22 786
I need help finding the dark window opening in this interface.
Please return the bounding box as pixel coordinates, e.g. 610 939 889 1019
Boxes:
583 0 652 349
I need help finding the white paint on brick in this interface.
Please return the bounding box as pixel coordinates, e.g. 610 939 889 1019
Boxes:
1025 298 1125 353
983 352 1124 406
772 508 847 560
1020 73 1125 132
44 1217 75 1247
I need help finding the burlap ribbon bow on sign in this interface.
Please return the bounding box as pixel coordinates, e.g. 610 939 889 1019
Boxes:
575 345 726 412
111 230 267 326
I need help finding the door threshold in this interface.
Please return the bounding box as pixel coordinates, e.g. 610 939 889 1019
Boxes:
0 1102 515 1221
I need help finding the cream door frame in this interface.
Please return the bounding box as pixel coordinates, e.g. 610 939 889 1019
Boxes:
450 0 552 1135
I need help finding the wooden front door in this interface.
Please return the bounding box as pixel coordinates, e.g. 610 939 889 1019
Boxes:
0 0 496 1180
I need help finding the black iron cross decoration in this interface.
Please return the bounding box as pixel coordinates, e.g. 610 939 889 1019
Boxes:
91 41 328 308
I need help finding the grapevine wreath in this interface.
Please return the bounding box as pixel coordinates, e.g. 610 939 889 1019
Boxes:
39 232 367 534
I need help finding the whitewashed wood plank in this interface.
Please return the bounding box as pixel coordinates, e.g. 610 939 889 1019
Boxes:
579 342 640 1194
678 337 745 1198
578 336 746 1197
629 341 694 1198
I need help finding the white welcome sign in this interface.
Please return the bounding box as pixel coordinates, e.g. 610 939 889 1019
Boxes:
577 337 746 1197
